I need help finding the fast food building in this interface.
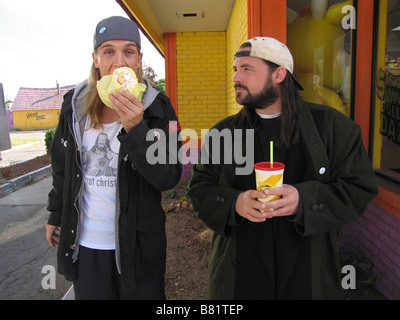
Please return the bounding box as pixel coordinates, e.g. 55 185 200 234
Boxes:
117 0 400 299
11 84 77 130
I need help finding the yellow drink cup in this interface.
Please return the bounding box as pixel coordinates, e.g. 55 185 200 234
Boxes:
255 162 285 203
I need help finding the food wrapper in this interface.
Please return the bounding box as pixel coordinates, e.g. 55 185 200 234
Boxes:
97 67 147 109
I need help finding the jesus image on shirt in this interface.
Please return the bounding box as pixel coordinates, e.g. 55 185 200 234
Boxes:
82 132 118 177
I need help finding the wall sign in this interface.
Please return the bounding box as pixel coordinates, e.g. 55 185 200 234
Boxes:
377 68 400 145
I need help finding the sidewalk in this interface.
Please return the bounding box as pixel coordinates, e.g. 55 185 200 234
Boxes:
0 130 47 167
0 131 50 198
0 132 72 299
0 176 71 299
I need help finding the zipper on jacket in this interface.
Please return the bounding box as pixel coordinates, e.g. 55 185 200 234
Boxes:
68 120 85 262
114 140 123 274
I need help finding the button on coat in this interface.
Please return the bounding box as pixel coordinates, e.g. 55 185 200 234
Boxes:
216 195 225 203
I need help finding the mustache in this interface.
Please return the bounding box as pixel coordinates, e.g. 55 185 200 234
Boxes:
234 84 249 91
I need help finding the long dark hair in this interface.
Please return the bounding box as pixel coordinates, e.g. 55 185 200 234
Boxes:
82 43 144 129
231 47 302 148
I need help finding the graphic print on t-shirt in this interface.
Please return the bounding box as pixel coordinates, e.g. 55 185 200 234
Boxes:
82 132 118 179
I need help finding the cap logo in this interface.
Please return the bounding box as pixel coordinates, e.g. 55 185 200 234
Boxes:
99 26 107 35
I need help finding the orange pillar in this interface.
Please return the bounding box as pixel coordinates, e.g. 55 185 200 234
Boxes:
248 0 287 43
164 33 178 116
354 0 375 152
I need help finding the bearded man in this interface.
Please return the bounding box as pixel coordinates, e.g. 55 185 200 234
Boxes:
187 37 378 300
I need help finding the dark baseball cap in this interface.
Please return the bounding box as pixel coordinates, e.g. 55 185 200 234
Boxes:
93 16 141 50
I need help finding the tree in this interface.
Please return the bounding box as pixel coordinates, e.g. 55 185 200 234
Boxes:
154 79 165 94
142 61 165 93
5 100 12 110
143 63 157 86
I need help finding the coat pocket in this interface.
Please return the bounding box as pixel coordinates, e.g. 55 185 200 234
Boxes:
136 202 166 232
135 230 167 278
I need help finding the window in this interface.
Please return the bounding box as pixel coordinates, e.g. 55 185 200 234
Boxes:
373 0 400 182
287 0 354 118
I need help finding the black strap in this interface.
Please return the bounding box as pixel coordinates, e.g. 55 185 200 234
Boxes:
234 50 251 58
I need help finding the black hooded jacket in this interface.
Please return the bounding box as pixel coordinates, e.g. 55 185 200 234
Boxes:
47 80 182 290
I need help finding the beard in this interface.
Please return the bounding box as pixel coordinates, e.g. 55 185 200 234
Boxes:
96 144 107 152
235 78 279 110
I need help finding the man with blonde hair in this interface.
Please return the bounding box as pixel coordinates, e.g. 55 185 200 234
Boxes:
46 16 181 299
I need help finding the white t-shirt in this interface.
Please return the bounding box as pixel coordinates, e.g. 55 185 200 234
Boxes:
79 119 122 250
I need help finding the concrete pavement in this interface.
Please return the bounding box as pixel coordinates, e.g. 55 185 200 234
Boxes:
0 131 50 198
0 176 72 299
0 130 47 167
0 131 72 299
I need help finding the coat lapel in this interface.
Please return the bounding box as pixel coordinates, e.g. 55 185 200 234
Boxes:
275 104 330 298
298 104 331 183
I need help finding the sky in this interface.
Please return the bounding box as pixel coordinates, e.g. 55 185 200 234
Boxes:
0 0 165 101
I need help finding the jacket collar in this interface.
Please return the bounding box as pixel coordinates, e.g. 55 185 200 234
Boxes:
141 79 160 114
243 102 331 182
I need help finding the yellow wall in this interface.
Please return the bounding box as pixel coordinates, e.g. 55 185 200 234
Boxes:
175 0 248 135
226 0 248 116
12 110 59 130
176 32 226 136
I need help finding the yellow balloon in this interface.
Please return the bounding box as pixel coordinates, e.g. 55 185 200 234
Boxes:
288 15 344 91
287 0 353 117
325 0 353 26
297 73 348 116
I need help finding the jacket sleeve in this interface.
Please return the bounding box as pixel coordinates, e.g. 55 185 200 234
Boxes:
293 122 378 237
118 93 182 192
187 127 242 237
46 92 73 226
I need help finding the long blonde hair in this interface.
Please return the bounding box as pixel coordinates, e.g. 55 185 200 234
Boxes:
82 45 144 129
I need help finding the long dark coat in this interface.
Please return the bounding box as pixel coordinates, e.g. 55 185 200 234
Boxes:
187 102 378 299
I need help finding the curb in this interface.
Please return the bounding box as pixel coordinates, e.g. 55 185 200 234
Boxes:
0 165 52 198
2 140 44 153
